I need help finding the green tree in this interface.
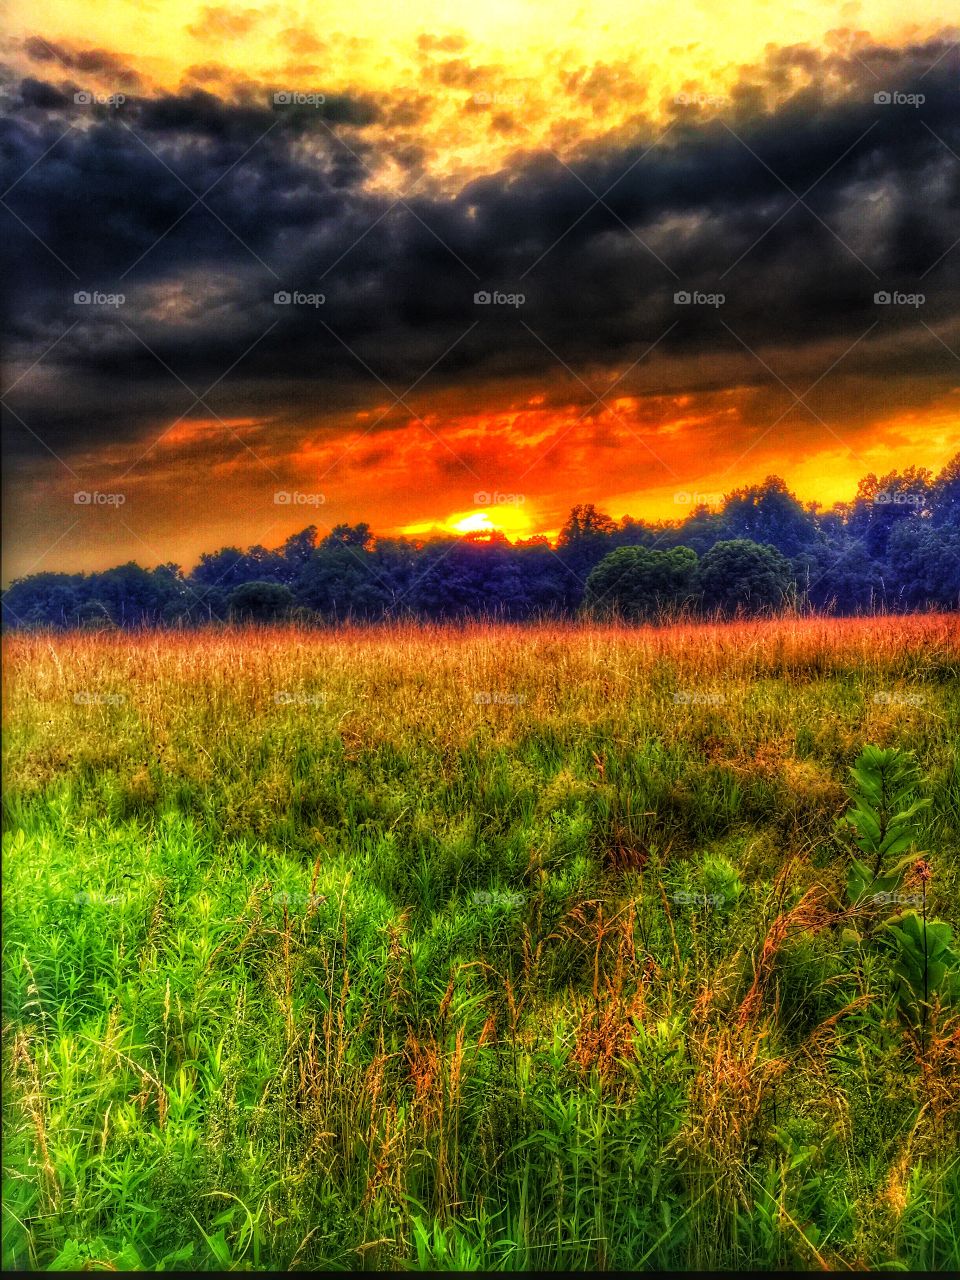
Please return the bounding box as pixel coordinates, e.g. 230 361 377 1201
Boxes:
696 539 792 616
226 580 295 622
585 545 698 620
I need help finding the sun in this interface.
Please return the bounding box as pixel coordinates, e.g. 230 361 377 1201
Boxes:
447 506 533 538
450 512 496 534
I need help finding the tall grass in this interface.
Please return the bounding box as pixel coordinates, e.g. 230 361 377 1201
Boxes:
3 614 959 1270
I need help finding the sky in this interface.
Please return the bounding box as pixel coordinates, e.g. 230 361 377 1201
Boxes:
1 2 958 579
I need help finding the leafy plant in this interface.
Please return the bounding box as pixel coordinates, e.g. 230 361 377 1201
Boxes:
884 910 960 1032
836 746 958 1034
837 745 930 917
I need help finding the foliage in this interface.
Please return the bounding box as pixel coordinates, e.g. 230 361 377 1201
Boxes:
226 580 295 622
695 539 794 616
4 457 958 629
584 545 698 619
837 745 958 1035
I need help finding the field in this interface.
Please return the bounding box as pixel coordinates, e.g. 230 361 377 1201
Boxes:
3 615 960 1271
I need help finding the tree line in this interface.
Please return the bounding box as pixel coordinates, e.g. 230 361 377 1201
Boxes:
3 458 958 629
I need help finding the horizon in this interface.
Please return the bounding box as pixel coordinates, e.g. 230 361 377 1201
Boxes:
4 462 954 585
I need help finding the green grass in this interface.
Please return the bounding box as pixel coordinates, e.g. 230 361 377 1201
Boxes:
3 616 959 1270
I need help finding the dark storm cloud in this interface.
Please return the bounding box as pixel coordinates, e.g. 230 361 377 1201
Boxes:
21 37 142 89
1 36 958 461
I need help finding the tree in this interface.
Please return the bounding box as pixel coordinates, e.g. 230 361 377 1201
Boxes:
888 521 960 610
278 527 319 580
696 539 793 616
323 522 373 550
555 504 618 608
294 545 388 619
408 537 527 619
719 476 819 557
669 505 727 556
557 504 618 545
930 453 960 530
227 580 295 622
849 467 932 559
793 539 885 614
89 563 188 627
192 547 257 590
1 573 86 628
585 545 698 620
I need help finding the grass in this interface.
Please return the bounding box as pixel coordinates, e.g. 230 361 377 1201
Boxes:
3 613 959 1271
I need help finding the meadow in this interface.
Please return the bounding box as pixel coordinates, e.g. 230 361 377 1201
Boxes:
3 614 959 1271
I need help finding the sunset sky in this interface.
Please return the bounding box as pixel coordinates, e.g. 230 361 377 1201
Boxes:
1 2 958 580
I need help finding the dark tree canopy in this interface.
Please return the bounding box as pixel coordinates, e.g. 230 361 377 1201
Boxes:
696 540 794 616
585 546 698 620
3 457 957 629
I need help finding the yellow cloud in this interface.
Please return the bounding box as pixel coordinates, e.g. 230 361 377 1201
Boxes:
10 2 953 184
